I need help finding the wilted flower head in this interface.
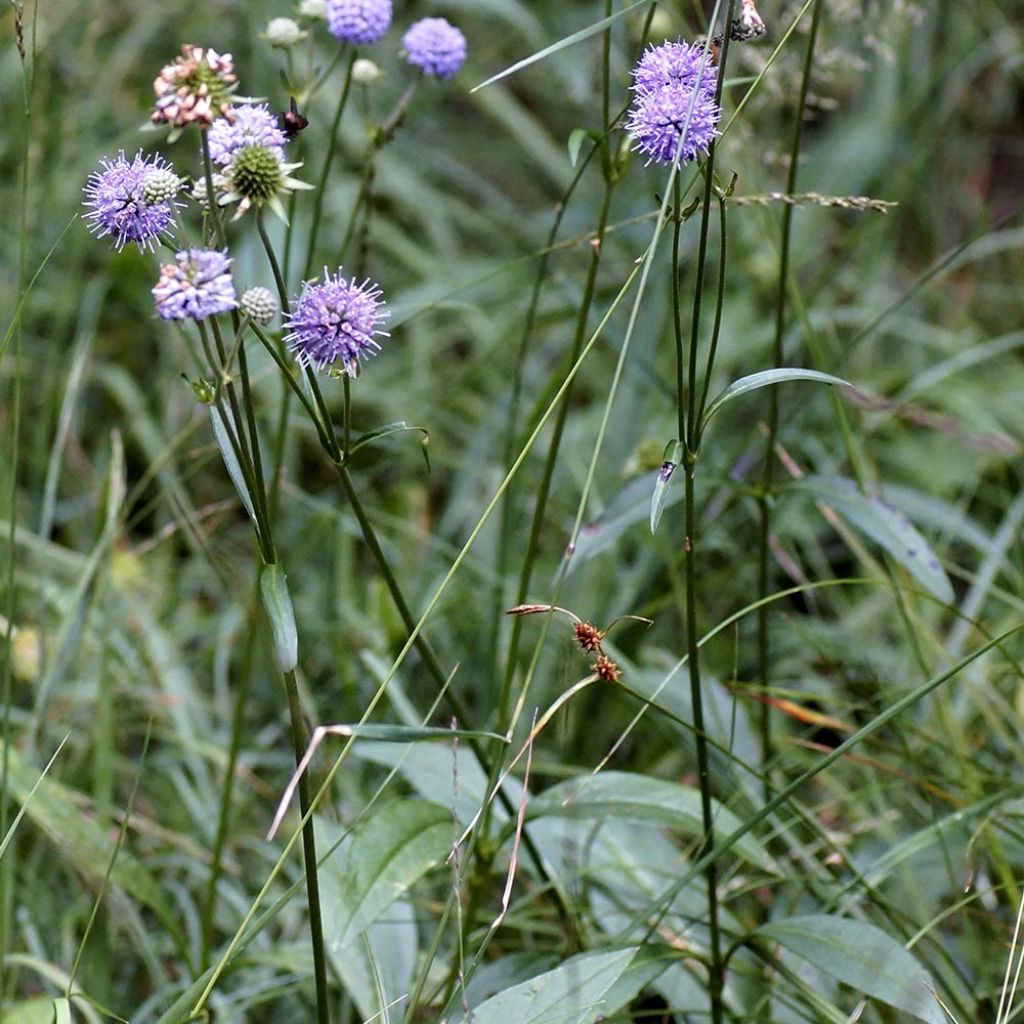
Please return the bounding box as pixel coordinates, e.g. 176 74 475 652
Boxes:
402 17 466 80
625 39 720 165
207 104 287 166
83 150 179 252
152 45 238 129
240 286 278 325
326 0 392 45
285 268 389 373
152 248 238 321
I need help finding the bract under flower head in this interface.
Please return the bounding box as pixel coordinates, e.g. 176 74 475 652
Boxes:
152 248 238 321
402 17 466 80
83 150 179 252
207 104 287 166
625 39 720 165
152 45 238 129
285 268 389 373
326 0 392 45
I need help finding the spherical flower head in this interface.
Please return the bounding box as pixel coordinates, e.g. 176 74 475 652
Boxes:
240 287 278 325
264 17 307 47
326 0 392 45
285 268 390 373
152 45 238 129
352 58 383 85
402 17 466 80
83 150 179 252
299 0 327 18
632 38 716 94
152 248 238 321
141 167 182 205
625 41 720 165
207 104 287 166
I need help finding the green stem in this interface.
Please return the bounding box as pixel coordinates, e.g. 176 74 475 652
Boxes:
496 180 616 727
304 49 357 279
678 9 735 1024
200 590 258 968
685 465 724 1024
757 0 823 798
336 81 419 266
282 668 331 1024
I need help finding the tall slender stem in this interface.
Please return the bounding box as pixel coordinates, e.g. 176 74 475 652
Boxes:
283 668 330 1024
304 49 356 278
678 9 735 1024
757 0 823 796
684 463 723 1024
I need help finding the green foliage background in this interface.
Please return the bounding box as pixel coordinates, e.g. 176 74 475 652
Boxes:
2 0 1024 1021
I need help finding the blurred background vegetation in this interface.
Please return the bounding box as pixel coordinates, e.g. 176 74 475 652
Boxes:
2 0 1024 1020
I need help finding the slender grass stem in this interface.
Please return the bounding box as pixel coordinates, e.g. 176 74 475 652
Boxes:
200 591 258 969
757 0 823 799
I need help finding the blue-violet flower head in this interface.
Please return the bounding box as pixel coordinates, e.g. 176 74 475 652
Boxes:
402 17 467 79
285 268 389 373
152 248 238 321
83 150 179 252
207 104 287 166
626 39 720 165
326 0 392 44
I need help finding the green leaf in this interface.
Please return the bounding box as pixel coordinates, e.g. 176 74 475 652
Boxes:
650 441 683 534
209 405 257 523
259 564 298 673
570 472 667 569
461 947 666 1024
791 475 954 603
756 915 945 1024
317 723 505 743
528 772 775 871
0 998 57 1024
702 369 850 428
0 743 181 944
472 0 647 92
348 421 430 460
567 128 588 167
318 801 452 953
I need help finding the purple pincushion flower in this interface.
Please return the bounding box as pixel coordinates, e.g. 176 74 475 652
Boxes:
207 104 287 166
326 0 392 44
632 38 716 93
152 248 238 321
285 268 389 373
625 39 720 165
402 17 466 80
83 150 178 252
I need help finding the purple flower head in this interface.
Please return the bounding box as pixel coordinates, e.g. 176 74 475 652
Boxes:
83 150 178 252
152 248 238 321
402 17 466 80
625 40 720 165
632 38 716 94
326 0 392 44
207 104 287 166
285 268 389 373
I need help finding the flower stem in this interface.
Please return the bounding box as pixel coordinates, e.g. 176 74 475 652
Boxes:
304 48 357 278
282 667 331 1024
757 0 823 798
